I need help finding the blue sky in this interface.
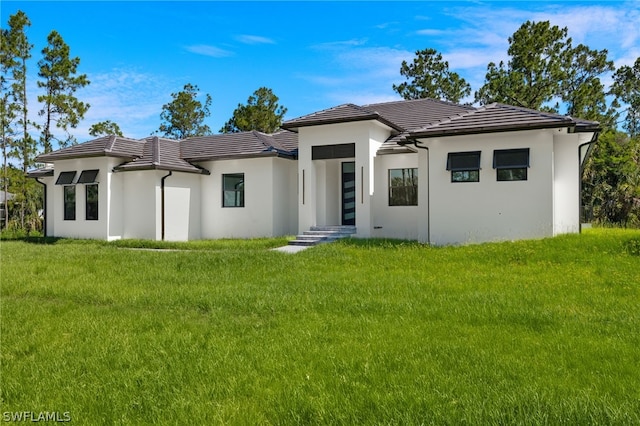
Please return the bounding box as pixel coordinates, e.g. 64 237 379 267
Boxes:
3 1 639 144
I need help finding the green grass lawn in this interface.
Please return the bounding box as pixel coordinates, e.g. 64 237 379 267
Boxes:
1 229 639 424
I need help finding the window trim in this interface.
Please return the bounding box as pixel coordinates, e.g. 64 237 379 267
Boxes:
222 173 245 208
493 148 530 181
447 151 481 183
85 184 98 221
63 185 76 221
388 168 418 206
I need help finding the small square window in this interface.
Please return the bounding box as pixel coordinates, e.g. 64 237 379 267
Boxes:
494 149 530 181
223 173 244 207
78 169 99 184
447 151 481 183
56 171 76 185
389 168 418 206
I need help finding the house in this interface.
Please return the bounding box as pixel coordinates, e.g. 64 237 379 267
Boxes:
28 98 599 245
1 191 15 228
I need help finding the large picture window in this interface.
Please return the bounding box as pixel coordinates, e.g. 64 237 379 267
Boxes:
447 151 481 182
223 173 244 207
389 168 418 206
494 148 530 181
63 186 76 221
86 184 98 220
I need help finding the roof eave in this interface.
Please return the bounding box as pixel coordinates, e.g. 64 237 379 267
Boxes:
113 164 210 175
282 114 402 132
409 122 576 139
184 151 296 163
35 152 140 162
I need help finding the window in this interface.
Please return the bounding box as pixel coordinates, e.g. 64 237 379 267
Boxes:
494 148 530 181
56 171 76 185
223 173 244 207
78 169 99 184
63 186 76 220
86 184 98 220
447 151 481 182
389 168 418 206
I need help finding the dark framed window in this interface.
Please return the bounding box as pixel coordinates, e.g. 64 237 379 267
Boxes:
494 148 530 181
86 184 98 220
223 173 244 207
56 171 76 185
63 186 76 220
389 168 418 206
78 169 99 184
447 151 481 183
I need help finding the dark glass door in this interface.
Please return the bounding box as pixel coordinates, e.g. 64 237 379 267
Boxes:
341 162 356 225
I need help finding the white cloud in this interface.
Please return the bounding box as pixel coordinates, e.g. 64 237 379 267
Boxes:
236 35 276 45
75 68 178 140
184 44 234 58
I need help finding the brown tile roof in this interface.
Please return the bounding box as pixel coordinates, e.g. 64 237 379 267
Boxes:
408 103 599 138
282 98 473 133
35 135 145 162
114 137 210 174
180 130 297 162
281 103 402 131
363 98 475 132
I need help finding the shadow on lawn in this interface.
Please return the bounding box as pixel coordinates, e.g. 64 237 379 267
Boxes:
0 236 63 245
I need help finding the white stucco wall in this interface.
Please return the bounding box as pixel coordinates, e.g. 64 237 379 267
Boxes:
272 157 299 236
422 129 556 245
49 157 122 240
200 156 297 239
121 170 159 240
296 120 391 236
164 172 201 241
372 153 420 240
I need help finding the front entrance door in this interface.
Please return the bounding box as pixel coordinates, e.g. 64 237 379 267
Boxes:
341 162 356 225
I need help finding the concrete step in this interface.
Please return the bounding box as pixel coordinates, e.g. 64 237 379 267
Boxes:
288 226 357 247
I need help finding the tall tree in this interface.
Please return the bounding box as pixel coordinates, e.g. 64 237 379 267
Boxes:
392 48 471 103
582 130 640 227
220 87 287 133
2 11 38 229
38 30 90 151
0 26 16 230
89 120 123 137
157 83 212 139
475 21 570 111
561 44 616 125
610 58 640 138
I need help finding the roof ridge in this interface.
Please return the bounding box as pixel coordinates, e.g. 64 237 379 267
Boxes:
363 97 475 110
105 135 117 153
415 104 485 131
493 103 573 121
151 136 160 165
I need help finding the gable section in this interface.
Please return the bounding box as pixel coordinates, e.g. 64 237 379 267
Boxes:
409 103 592 138
36 136 145 162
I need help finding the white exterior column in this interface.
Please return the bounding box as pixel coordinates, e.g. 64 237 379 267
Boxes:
417 147 430 243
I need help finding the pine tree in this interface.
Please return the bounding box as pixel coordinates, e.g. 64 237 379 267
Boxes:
220 87 287 133
475 21 570 111
2 11 39 229
392 48 471 103
158 83 212 139
38 30 90 151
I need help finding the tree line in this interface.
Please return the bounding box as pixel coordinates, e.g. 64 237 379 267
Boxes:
393 21 639 227
1 12 638 234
